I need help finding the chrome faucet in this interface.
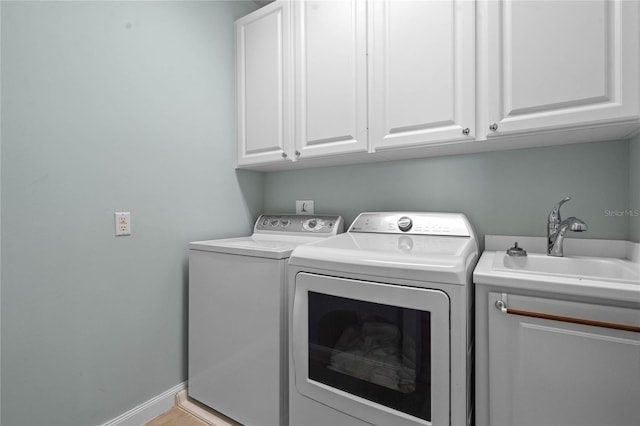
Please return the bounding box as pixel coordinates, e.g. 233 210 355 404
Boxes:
547 197 588 257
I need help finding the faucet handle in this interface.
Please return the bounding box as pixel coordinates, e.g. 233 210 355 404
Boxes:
549 196 572 224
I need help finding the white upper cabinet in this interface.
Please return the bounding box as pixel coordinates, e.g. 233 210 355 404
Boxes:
482 0 640 138
235 0 640 170
370 0 476 150
293 0 368 159
236 1 292 166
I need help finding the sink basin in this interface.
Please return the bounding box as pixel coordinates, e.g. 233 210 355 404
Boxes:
475 237 640 303
492 252 640 283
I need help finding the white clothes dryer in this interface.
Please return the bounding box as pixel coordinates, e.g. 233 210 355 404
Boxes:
288 212 479 426
188 214 343 426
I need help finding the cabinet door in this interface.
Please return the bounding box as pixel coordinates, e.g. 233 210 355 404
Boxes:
294 0 368 159
236 1 291 166
370 0 475 150
484 0 639 137
488 292 640 426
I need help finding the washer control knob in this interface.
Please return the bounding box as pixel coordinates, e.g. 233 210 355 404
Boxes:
303 218 323 232
270 219 280 227
397 216 413 232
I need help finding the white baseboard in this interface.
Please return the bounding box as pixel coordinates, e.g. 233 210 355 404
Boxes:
102 381 186 426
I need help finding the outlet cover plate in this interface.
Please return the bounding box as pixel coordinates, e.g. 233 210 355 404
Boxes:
296 200 314 215
114 212 131 236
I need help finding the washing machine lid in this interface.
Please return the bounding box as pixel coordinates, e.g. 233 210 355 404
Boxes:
189 214 344 259
289 212 479 284
190 235 321 259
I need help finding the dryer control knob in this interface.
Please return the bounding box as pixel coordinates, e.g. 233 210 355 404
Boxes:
397 216 413 232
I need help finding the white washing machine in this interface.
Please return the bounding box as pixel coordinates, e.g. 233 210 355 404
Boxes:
288 212 479 426
188 214 343 426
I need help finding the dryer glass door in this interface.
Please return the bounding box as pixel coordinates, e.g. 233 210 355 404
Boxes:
292 272 450 426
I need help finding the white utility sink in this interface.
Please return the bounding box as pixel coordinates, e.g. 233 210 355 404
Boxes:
492 252 640 283
474 236 640 303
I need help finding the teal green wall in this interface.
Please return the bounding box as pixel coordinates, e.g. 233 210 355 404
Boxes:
0 1 637 425
264 140 631 242
0 1 261 425
630 135 640 242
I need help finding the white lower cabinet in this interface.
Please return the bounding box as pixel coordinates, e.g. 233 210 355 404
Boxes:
479 291 640 426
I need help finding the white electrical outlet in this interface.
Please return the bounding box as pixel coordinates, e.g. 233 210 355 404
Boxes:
114 212 131 236
296 200 314 215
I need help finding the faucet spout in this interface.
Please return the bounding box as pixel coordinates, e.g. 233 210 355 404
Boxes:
547 197 587 257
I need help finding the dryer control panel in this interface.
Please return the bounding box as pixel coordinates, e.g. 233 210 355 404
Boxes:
255 214 344 235
349 212 472 237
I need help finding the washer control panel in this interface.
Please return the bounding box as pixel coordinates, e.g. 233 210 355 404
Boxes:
255 214 344 235
349 212 471 236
